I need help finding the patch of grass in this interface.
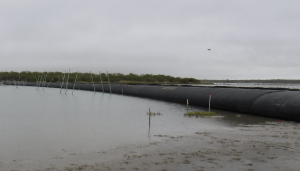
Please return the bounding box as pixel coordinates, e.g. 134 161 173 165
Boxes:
185 111 201 116
201 112 216 116
184 111 215 116
147 112 162 116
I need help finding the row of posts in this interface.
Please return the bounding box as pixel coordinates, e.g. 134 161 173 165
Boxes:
2 70 117 95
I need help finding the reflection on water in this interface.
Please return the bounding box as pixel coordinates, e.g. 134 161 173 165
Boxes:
0 86 276 162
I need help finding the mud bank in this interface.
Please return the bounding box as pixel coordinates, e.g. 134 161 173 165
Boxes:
93 121 300 171
2 121 300 171
4 81 300 122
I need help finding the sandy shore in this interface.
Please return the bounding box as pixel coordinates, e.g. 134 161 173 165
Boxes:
3 121 300 171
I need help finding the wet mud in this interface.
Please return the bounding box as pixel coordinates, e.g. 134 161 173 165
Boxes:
3 121 300 171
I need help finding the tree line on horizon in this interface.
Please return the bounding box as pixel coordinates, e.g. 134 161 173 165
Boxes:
0 71 202 84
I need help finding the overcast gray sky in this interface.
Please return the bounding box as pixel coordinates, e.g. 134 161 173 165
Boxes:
0 0 299 79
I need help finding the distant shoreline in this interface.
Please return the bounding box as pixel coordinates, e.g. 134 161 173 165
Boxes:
206 79 300 84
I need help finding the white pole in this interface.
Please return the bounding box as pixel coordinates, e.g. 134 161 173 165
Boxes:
47 78 53 87
35 76 39 89
58 75 62 93
65 69 70 94
43 74 47 91
38 75 42 90
209 92 211 112
107 71 112 94
90 71 95 93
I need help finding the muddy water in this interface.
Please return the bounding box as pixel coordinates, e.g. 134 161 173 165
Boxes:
0 86 276 168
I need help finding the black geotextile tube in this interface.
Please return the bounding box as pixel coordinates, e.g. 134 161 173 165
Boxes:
4 81 300 122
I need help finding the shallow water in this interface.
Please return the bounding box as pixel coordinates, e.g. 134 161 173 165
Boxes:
0 85 276 164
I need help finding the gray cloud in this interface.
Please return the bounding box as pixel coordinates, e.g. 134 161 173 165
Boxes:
0 0 299 79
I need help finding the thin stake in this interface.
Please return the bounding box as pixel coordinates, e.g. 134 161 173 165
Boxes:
62 71 66 93
43 74 47 91
107 71 112 94
47 78 53 87
65 69 70 94
209 92 211 112
58 75 63 94
38 75 42 90
35 76 39 89
60 74 65 94
72 72 78 95
39 75 43 90
13 78 17 88
149 108 151 132
99 71 104 94
187 99 189 107
90 71 95 93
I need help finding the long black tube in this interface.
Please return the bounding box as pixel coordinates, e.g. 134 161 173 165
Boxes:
3 81 300 122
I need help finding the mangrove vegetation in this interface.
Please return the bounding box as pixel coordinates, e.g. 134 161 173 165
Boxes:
0 71 208 84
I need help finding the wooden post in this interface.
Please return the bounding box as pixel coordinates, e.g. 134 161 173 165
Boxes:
187 99 189 111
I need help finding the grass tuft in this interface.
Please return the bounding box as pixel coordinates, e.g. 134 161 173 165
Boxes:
147 112 162 116
184 111 215 116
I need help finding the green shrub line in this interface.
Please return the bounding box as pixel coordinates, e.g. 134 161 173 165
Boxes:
0 71 211 84
184 111 216 116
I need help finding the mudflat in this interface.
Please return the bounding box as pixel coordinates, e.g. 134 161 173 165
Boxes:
92 121 300 171
5 121 299 171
